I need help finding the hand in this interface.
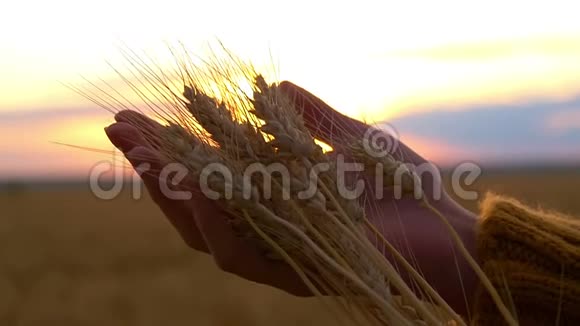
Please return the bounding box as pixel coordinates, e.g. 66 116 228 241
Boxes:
280 82 479 316
104 82 478 316
104 110 313 297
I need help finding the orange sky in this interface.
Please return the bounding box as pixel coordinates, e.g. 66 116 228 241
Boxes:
2 0 580 178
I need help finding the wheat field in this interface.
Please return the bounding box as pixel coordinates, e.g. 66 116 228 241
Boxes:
1 170 578 325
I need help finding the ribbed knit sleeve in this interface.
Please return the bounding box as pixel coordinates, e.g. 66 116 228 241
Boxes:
472 193 580 325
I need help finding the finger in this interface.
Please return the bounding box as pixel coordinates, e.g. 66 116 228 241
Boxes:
105 122 150 153
115 110 164 131
188 198 311 296
125 146 209 252
114 110 165 147
279 81 368 147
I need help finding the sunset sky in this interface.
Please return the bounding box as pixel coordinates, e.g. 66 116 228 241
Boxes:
1 0 580 179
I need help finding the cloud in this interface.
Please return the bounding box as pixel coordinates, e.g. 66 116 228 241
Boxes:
0 107 105 123
394 133 482 165
388 95 580 165
0 107 115 179
545 110 580 132
388 36 580 61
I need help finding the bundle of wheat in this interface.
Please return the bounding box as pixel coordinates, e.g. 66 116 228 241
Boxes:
72 46 517 326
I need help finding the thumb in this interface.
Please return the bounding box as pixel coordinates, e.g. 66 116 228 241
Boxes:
278 81 368 147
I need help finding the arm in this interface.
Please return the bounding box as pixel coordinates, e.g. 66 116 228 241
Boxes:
473 194 580 325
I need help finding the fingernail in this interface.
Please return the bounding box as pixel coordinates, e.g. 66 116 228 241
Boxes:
104 124 114 136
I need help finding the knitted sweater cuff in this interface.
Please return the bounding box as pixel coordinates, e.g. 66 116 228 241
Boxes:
473 193 580 325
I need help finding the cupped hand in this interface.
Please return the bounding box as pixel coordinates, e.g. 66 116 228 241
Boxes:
105 110 313 296
104 82 478 316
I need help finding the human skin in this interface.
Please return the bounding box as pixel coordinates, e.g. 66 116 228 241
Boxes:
104 81 479 317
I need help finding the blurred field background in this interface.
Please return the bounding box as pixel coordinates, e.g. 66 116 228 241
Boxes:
1 169 578 326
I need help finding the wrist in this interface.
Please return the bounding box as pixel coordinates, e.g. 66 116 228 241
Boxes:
438 197 479 317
